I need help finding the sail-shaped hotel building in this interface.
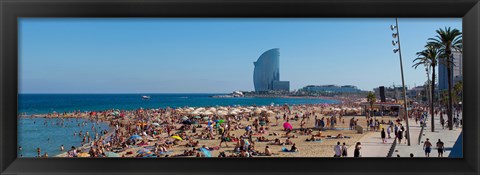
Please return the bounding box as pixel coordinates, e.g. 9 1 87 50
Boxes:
253 48 290 92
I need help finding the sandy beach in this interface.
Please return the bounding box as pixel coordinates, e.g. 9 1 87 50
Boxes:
32 102 401 158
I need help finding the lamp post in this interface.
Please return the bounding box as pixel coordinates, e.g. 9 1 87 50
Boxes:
426 67 431 105
391 18 411 146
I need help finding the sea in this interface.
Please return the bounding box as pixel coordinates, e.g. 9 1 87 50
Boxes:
18 93 339 157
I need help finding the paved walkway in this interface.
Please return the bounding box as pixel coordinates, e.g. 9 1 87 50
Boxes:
345 112 463 158
394 113 463 158
346 128 395 157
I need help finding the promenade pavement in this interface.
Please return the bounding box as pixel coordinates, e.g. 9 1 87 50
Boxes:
394 112 463 158
346 123 396 157
345 112 462 158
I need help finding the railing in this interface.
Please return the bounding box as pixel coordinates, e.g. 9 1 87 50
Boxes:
418 124 425 145
387 136 398 157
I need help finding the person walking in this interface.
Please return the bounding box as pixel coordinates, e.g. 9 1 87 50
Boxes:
334 142 342 157
353 142 361 157
423 138 432 157
341 142 348 157
381 128 386 143
397 127 404 144
387 126 391 138
437 139 445 157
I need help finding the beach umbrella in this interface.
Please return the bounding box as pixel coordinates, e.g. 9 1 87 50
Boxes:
105 152 120 157
204 111 213 115
283 122 293 130
199 148 211 157
171 135 183 141
181 116 189 121
151 123 160 126
194 116 202 119
203 116 210 120
217 111 227 116
254 109 262 114
182 120 192 125
217 119 225 124
266 111 275 116
129 135 142 140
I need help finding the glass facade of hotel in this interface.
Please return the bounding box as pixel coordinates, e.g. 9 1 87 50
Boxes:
253 48 281 92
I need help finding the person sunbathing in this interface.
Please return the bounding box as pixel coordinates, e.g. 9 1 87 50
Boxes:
257 136 270 142
290 143 299 152
285 137 293 145
273 138 283 145
186 140 199 147
264 146 272 156
305 135 322 142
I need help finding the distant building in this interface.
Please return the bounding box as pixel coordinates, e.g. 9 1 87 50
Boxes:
273 81 290 92
253 48 290 92
373 85 406 101
407 85 425 99
453 51 463 84
301 85 361 93
439 51 462 91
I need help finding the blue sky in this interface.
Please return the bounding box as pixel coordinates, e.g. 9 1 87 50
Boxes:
19 18 461 93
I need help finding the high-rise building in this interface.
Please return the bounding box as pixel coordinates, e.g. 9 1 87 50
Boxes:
453 51 463 83
253 48 290 92
438 51 462 91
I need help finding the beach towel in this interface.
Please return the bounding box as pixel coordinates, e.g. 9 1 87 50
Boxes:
200 148 212 157
159 151 173 155
281 148 298 153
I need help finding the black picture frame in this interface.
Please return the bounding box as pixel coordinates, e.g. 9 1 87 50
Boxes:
1 0 479 174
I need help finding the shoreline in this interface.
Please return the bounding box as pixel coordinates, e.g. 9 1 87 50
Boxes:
18 96 341 117
18 97 406 158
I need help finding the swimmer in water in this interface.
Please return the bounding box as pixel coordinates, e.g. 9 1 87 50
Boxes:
60 145 64 151
37 148 41 157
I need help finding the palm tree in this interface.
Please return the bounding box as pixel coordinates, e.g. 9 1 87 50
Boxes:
453 81 463 114
366 91 376 120
428 27 462 130
412 44 440 132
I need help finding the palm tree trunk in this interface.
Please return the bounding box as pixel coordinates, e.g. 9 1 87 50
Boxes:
431 66 435 132
447 54 454 130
